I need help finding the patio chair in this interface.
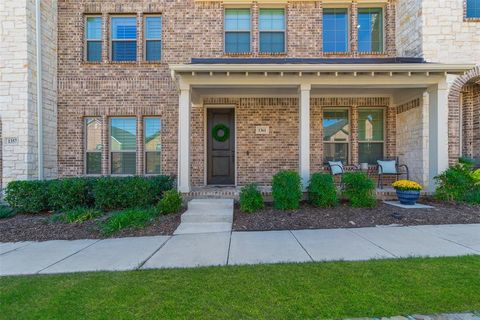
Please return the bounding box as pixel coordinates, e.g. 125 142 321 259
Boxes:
377 157 409 189
327 161 359 189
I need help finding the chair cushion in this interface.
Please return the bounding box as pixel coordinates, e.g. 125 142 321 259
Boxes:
377 160 397 174
329 161 344 175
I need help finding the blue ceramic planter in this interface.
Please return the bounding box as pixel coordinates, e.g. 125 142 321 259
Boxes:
396 190 420 205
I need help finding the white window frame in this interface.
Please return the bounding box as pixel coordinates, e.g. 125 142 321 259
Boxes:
110 15 137 62
144 117 162 175
258 8 287 54
323 107 351 164
357 106 386 163
84 117 102 176
84 15 102 62
144 15 162 62
224 8 252 54
109 117 137 176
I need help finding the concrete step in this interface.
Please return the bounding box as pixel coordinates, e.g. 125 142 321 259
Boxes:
181 209 233 223
187 199 234 211
173 222 232 235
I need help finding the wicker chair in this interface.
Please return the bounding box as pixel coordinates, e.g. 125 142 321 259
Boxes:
377 157 409 189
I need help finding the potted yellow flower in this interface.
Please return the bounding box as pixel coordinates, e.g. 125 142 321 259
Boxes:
392 180 423 205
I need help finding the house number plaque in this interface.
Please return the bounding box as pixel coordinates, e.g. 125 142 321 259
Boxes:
255 126 269 135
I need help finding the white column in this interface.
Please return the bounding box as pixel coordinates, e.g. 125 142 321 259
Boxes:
299 84 311 189
178 84 191 193
428 79 448 191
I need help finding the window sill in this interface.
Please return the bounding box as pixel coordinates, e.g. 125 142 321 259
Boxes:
358 51 387 56
223 52 253 56
258 52 287 56
464 17 480 22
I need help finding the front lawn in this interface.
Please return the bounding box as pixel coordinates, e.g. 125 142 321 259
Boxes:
2 256 480 319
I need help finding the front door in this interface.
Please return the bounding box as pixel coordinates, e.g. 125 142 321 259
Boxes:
207 108 235 185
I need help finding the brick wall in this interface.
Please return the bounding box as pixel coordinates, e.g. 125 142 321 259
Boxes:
462 84 480 159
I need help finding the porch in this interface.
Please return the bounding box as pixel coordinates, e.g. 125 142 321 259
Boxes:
171 59 473 193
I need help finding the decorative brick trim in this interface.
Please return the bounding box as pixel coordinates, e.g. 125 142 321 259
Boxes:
397 98 420 114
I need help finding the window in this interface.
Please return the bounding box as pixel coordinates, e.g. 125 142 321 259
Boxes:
145 16 162 61
323 109 349 163
259 8 286 53
358 8 383 53
358 109 384 164
466 0 480 18
110 118 136 175
85 118 102 174
224 9 251 53
85 16 102 62
144 118 162 174
323 8 349 53
111 17 137 61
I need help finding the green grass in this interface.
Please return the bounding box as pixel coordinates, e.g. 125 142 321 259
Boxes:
63 207 103 223
1 256 480 319
101 207 157 235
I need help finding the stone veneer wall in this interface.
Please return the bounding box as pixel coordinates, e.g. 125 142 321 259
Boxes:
396 96 429 186
395 0 423 57
0 0 57 190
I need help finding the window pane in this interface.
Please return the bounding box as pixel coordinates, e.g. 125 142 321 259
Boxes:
467 0 480 17
146 40 161 61
86 118 102 151
112 41 137 61
111 118 136 151
259 32 285 53
225 9 251 31
86 17 102 40
358 8 383 52
86 153 101 175
225 32 250 53
144 118 161 152
323 110 349 142
324 143 349 163
359 143 384 164
111 152 136 175
146 152 162 174
111 17 137 40
87 41 102 62
259 9 285 31
323 8 348 53
358 109 384 141
145 16 162 39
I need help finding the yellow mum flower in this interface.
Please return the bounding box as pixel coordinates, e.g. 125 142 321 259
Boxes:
392 180 423 191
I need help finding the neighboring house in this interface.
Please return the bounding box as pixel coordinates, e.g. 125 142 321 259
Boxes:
0 0 479 192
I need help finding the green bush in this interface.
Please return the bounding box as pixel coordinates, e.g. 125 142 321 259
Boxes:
239 183 264 213
0 205 16 219
63 207 103 223
435 159 479 204
48 178 95 211
308 173 338 208
101 207 157 236
92 176 174 210
342 172 376 208
4 180 50 213
272 171 302 210
157 190 183 214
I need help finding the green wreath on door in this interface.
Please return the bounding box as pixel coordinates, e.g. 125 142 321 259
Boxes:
212 123 230 142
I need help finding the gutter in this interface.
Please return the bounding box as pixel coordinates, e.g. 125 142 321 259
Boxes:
35 0 43 180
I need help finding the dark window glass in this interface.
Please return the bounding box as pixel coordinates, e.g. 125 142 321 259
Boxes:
323 8 348 53
358 8 383 53
111 17 137 61
359 143 384 164
259 9 285 53
467 0 480 18
112 41 137 62
225 9 251 53
85 17 102 62
86 153 102 174
145 16 162 61
87 41 102 62
111 153 136 175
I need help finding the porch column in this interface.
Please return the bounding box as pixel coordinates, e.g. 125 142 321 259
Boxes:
299 84 311 188
428 79 449 191
178 84 191 193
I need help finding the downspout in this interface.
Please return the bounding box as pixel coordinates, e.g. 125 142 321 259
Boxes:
35 0 44 180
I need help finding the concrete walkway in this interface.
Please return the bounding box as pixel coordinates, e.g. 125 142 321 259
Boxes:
1 224 480 276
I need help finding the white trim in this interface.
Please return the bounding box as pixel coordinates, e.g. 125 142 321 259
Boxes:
299 84 311 188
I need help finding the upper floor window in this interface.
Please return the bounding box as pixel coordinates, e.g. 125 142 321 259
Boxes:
145 16 162 61
358 8 383 53
259 8 286 53
111 17 137 61
85 16 102 62
224 9 251 53
466 0 480 18
323 8 349 53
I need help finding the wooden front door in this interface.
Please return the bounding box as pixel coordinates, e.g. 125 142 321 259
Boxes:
207 108 235 185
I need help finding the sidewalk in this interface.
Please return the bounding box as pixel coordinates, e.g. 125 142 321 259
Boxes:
1 224 480 276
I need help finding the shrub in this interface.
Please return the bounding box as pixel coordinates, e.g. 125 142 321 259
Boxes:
308 173 338 208
92 176 174 210
239 183 264 213
272 171 302 210
342 172 376 208
4 180 49 213
48 178 95 211
435 159 475 202
63 207 103 223
101 207 157 236
157 190 183 214
0 205 16 219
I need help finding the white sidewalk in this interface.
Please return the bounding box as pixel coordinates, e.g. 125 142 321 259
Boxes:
1 224 480 276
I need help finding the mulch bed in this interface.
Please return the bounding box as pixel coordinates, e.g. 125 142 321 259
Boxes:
0 211 182 242
233 199 480 231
